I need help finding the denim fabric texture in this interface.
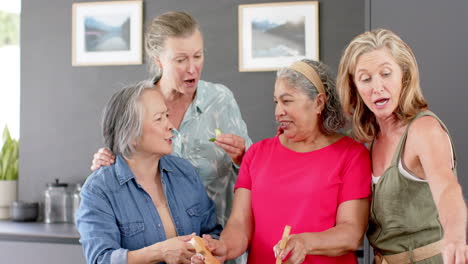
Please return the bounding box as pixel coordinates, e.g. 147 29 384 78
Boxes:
76 154 222 264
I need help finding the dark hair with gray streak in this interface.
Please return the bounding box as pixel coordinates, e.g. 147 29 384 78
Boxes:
277 59 346 135
145 11 201 82
101 80 155 158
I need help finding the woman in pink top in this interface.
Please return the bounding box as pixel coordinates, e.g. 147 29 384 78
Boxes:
192 59 371 264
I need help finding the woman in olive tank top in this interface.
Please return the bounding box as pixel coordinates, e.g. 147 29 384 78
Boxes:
337 28 467 263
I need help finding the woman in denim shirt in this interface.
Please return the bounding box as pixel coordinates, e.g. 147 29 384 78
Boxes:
76 80 221 264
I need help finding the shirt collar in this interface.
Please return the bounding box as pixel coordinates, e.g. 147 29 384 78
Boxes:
114 155 134 185
114 155 174 185
193 80 208 113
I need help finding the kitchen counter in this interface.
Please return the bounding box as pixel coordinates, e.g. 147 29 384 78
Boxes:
0 220 80 244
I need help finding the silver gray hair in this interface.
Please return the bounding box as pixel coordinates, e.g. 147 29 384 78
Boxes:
276 59 346 134
101 80 155 158
145 11 201 83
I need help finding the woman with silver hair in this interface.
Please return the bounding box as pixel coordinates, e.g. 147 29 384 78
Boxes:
192 59 371 264
76 81 221 264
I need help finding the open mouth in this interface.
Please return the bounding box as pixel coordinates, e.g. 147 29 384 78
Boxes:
184 79 196 85
374 98 389 106
278 121 292 129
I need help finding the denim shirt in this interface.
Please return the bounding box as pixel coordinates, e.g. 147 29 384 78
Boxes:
76 154 222 264
171 80 252 225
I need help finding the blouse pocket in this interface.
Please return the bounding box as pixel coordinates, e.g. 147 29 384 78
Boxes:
186 203 203 233
118 221 145 237
186 203 202 217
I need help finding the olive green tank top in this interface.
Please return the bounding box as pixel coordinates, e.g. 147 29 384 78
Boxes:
367 111 457 263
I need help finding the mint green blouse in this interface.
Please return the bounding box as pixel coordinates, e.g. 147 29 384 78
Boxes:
171 80 252 225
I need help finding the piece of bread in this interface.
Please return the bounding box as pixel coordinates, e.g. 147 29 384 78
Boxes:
189 236 220 264
275 225 291 264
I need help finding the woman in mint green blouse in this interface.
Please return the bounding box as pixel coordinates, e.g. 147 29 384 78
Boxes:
90 11 252 231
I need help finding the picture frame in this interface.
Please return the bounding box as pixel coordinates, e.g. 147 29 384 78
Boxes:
238 1 319 72
72 1 143 66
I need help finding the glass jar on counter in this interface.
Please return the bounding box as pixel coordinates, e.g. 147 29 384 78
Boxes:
44 179 70 223
71 183 81 224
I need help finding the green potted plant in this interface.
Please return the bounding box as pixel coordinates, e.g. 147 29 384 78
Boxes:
0 126 19 219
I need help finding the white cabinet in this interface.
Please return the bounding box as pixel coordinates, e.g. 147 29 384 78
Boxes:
0 241 85 264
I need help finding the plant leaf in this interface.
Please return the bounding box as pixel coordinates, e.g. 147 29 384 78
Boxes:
0 126 18 180
2 125 11 144
1 140 12 179
7 140 18 180
13 158 19 180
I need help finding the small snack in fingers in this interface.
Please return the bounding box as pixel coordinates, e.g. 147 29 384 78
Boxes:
189 236 220 264
208 128 222 142
276 225 291 264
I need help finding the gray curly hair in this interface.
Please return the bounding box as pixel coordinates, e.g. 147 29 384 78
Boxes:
276 59 346 135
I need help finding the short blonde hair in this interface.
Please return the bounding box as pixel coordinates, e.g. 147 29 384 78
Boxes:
337 28 427 143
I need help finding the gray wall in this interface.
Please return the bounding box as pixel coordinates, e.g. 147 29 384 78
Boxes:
20 0 365 202
370 0 468 198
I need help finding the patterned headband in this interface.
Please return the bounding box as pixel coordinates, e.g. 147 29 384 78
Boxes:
289 61 326 96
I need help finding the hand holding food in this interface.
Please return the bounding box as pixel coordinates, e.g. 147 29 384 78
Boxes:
208 128 222 142
209 128 246 166
189 236 220 264
275 225 291 264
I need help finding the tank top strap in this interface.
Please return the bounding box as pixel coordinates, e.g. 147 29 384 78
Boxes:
391 110 457 170
388 117 416 166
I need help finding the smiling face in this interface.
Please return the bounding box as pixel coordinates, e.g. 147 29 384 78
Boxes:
156 30 204 95
354 48 404 120
274 78 323 142
135 89 174 156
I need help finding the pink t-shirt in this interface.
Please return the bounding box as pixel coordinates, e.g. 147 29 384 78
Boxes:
235 136 371 264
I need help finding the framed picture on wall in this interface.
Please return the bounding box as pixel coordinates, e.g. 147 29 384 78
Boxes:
238 1 319 72
72 1 143 66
